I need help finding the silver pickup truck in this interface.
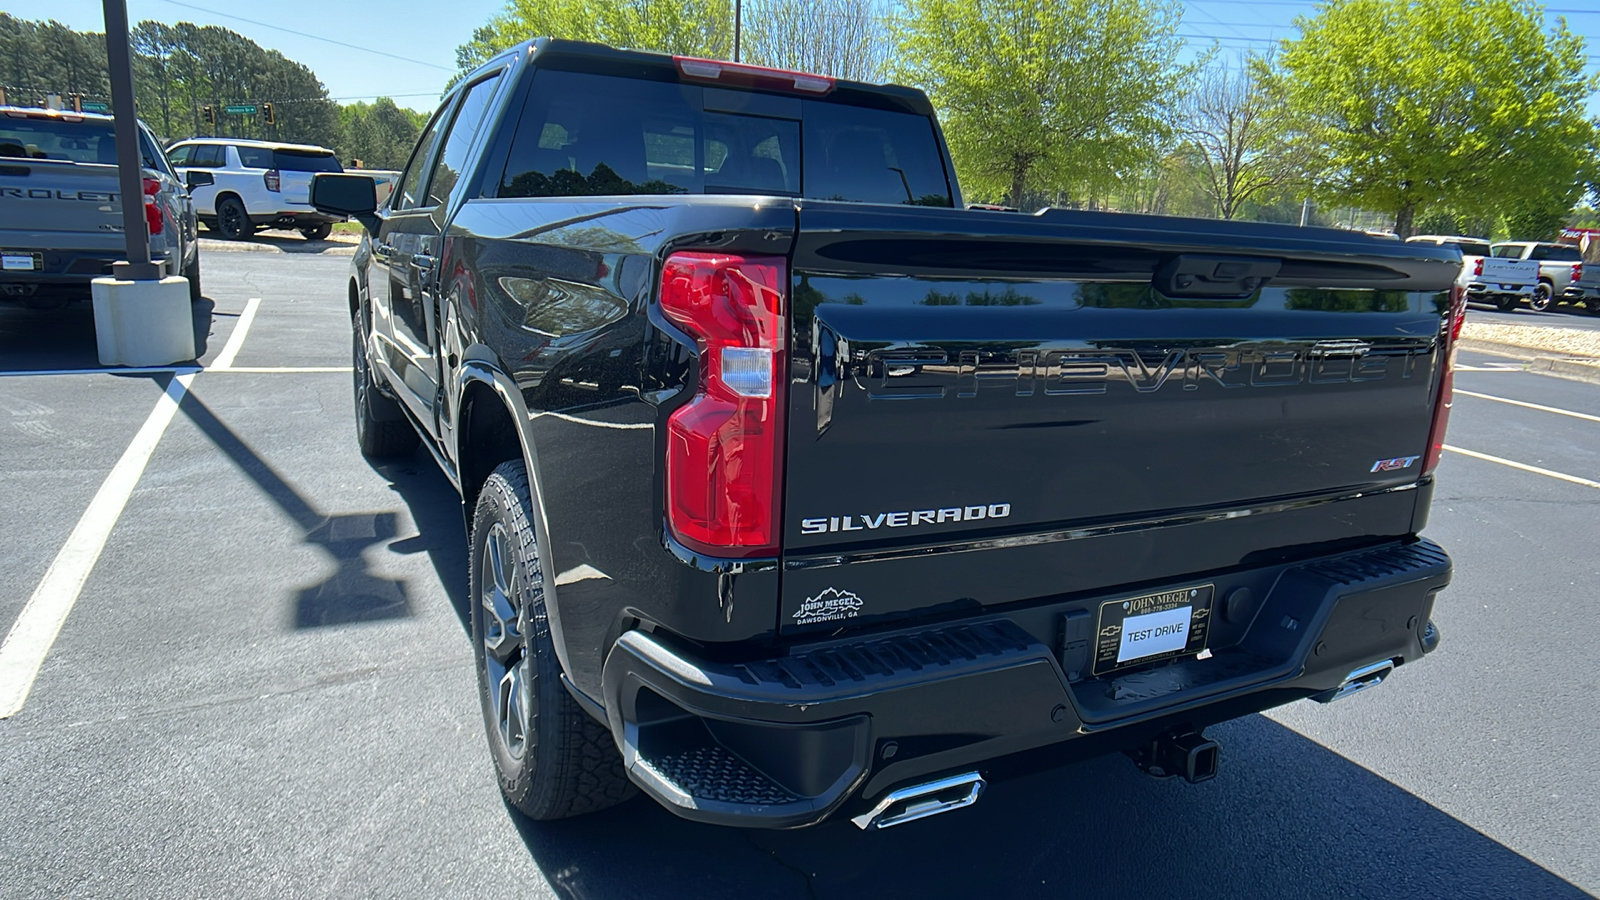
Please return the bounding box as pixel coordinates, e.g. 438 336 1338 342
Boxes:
1491 241 1600 314
1408 234 1538 311
0 106 202 308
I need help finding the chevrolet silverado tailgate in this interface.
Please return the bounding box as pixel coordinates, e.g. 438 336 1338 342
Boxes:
779 203 1459 631
0 159 124 235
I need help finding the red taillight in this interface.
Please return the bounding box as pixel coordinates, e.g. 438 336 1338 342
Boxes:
141 178 164 236
673 55 835 94
1472 257 1483 277
144 201 164 236
1423 286 1466 476
659 252 787 556
1573 263 1583 283
263 169 280 192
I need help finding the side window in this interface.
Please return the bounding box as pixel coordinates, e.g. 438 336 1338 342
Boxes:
167 144 191 166
236 145 273 169
422 73 502 208
395 103 452 211
191 144 226 168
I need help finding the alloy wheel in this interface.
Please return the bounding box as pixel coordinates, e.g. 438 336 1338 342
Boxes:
480 521 534 761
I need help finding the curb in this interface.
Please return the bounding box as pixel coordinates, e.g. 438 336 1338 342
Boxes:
1528 356 1600 386
1457 339 1600 386
197 239 357 257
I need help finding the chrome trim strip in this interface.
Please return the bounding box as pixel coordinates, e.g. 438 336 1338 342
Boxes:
786 482 1421 571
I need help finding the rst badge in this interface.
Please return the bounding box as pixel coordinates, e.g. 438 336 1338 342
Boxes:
1371 455 1421 473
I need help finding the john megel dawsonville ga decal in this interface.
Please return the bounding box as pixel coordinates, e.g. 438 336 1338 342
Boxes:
793 588 865 625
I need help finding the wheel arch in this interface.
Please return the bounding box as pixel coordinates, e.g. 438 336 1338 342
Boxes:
455 355 577 679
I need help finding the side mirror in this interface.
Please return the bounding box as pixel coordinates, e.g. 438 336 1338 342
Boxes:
312 173 379 233
185 170 214 190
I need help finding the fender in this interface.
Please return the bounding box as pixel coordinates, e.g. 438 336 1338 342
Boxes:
454 351 578 682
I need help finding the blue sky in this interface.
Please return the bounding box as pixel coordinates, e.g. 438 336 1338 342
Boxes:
7 0 1600 117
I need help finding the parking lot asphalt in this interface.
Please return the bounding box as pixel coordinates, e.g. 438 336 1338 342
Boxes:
1467 302 1600 332
1 255 1597 899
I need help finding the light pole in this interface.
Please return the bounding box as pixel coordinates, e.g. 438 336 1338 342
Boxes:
102 0 161 281
734 0 742 62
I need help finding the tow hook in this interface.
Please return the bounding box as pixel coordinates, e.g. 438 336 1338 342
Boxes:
1126 731 1220 784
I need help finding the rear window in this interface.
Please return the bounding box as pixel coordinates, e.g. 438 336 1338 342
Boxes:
1491 245 1524 258
497 70 952 207
1446 240 1490 257
235 145 342 172
0 114 164 169
1533 244 1581 261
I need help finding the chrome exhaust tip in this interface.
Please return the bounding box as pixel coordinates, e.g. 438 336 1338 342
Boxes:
850 771 985 830
1313 659 1396 703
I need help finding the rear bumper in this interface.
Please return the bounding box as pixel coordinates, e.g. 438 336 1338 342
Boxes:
1464 281 1533 296
600 538 1450 828
1 247 178 298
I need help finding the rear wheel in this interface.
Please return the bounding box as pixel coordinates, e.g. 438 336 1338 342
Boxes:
470 460 636 821
301 222 332 241
1494 294 1517 312
215 197 251 241
352 309 419 458
1531 281 1553 312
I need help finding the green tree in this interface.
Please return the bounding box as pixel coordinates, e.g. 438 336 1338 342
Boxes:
338 98 426 169
1273 0 1599 237
891 0 1190 207
455 0 733 80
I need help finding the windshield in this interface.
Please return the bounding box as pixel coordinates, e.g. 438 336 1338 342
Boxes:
0 114 165 170
497 69 953 206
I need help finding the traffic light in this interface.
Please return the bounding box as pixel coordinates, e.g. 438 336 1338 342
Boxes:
262 102 275 126
202 105 216 126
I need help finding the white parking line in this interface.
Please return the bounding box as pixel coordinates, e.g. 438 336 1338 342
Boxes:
208 297 261 371
0 372 197 719
1444 445 1600 491
1455 389 1600 425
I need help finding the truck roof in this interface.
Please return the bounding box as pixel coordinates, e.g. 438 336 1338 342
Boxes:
1 106 114 124
476 37 937 118
167 136 334 154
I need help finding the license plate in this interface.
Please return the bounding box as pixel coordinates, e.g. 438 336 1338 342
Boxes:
2 252 40 271
1093 584 1213 675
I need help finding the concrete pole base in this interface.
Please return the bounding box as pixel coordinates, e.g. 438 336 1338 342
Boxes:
91 275 196 367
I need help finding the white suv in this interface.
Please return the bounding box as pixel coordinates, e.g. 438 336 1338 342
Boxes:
166 138 343 240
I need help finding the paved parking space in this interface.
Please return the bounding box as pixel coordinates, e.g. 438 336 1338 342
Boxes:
1 260 1597 898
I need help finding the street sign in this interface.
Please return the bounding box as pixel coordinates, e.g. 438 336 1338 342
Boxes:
223 104 257 115
82 101 109 113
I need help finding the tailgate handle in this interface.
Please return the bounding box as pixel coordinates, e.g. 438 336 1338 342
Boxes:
1154 255 1280 300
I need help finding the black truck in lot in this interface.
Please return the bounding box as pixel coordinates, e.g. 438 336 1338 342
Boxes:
313 39 1460 830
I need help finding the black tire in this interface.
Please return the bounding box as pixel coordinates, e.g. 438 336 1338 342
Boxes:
352 310 419 458
1494 294 1517 312
470 460 635 821
215 196 251 241
1531 281 1553 312
301 222 333 241
183 255 202 302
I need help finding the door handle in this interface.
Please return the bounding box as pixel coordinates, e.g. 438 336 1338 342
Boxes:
412 254 436 273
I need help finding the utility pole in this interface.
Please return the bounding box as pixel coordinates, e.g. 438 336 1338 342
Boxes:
1299 197 1312 227
734 0 742 62
102 0 160 280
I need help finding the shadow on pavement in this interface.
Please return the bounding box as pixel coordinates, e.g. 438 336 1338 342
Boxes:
507 715 1588 900
202 230 357 254
0 295 216 371
379 454 470 633
175 388 414 627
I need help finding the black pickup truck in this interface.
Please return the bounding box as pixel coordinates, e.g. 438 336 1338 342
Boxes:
312 39 1460 831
